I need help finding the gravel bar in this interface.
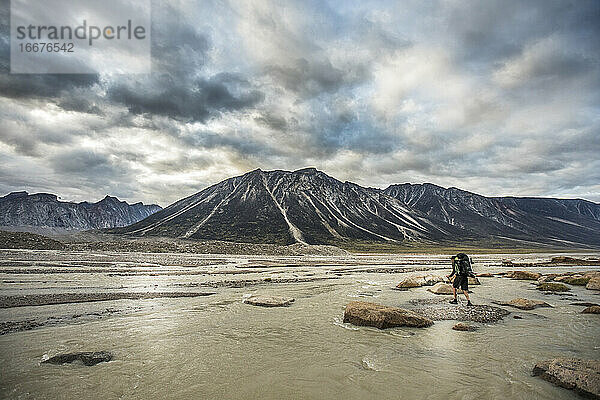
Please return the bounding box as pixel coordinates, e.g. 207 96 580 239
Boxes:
0 292 216 308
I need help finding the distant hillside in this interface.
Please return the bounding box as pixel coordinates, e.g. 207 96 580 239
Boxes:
384 183 600 247
0 229 65 250
0 191 162 233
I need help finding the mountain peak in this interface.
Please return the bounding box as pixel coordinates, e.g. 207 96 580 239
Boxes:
1 191 29 200
112 167 455 244
294 167 319 174
99 195 121 203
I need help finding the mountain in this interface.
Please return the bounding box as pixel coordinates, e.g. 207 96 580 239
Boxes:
111 168 600 248
0 191 162 232
383 183 600 247
111 168 464 245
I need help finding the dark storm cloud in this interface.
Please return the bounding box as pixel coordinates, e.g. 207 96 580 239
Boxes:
0 72 99 99
181 130 277 158
263 58 347 97
150 2 210 75
107 74 264 122
103 3 264 122
49 150 111 174
446 0 600 65
255 113 288 131
57 95 103 115
0 0 261 121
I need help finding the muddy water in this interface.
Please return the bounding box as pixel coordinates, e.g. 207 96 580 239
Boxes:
0 250 599 399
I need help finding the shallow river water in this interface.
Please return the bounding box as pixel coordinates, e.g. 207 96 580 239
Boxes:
0 250 599 399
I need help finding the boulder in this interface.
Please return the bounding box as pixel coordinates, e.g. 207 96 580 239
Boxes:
468 276 481 285
343 301 434 329
243 295 294 307
497 298 552 310
538 275 558 283
396 276 425 290
508 271 542 280
551 257 600 265
587 277 600 291
427 282 454 295
42 351 112 366
532 358 600 399
422 275 446 286
583 271 600 280
561 276 590 286
452 323 478 331
582 306 600 314
537 282 570 292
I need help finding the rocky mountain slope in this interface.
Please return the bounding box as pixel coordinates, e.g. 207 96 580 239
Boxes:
111 168 464 245
0 191 162 232
384 183 600 247
108 168 600 247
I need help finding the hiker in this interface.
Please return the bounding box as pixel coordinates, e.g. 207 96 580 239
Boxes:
447 253 475 306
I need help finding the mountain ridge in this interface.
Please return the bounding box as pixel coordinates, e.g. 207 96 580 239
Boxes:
0 191 162 232
110 168 600 248
383 182 600 246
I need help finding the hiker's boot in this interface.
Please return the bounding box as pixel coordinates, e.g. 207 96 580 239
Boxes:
467 301 473 306
449 298 458 304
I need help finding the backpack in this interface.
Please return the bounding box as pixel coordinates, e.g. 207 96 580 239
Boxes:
456 253 472 275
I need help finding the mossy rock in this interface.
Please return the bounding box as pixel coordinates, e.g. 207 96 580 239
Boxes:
561 277 590 286
537 282 570 292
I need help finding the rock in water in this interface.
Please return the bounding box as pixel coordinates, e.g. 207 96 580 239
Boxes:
587 277 600 291
508 271 542 280
537 282 570 292
532 358 600 399
396 276 425 290
452 323 478 331
582 306 600 314
427 282 454 295
343 301 433 329
538 274 559 283
496 298 552 310
243 295 294 307
468 277 481 285
571 302 600 307
42 351 112 366
561 276 590 286
584 272 600 280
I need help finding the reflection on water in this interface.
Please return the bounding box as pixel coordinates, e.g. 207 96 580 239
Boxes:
0 250 599 399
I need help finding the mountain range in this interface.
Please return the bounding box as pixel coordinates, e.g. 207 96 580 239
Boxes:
110 168 600 248
0 191 162 233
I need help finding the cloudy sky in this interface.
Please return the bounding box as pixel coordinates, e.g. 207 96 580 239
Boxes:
1 0 599 206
